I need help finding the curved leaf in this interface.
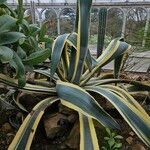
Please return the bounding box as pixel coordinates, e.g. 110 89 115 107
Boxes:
28 24 40 36
17 46 27 59
73 0 92 84
67 46 77 81
8 97 59 150
9 51 25 87
23 48 50 65
0 73 56 94
85 86 150 146
50 34 69 77
86 49 97 71
34 69 59 81
28 36 38 50
0 15 16 33
67 33 97 79
0 4 17 17
85 79 150 91
0 32 25 45
81 39 131 85
79 113 100 150
0 46 13 63
100 85 149 118
56 80 119 129
61 43 69 78
13 92 28 112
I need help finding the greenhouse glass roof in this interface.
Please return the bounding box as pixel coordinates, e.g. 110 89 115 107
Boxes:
7 0 150 4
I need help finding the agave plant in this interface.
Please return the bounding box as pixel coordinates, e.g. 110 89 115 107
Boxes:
0 0 52 87
0 0 150 149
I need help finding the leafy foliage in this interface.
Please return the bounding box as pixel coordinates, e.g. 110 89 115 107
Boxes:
0 0 52 87
0 0 149 150
102 128 123 150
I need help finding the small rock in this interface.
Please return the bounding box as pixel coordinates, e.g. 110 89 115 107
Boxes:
44 113 68 139
68 114 78 124
65 121 80 149
132 144 145 150
129 131 135 136
1 123 12 133
126 136 133 145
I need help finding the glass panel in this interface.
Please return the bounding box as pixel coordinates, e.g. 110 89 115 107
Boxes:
60 8 75 34
6 0 150 3
126 7 147 50
106 8 123 42
42 9 57 36
89 8 99 47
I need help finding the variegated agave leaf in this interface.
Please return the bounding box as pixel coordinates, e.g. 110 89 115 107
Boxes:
0 0 149 149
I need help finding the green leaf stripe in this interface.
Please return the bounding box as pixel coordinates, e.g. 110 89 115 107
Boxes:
0 74 56 94
73 0 92 84
50 34 69 77
23 49 51 65
85 86 150 146
81 39 131 85
79 113 100 150
56 80 119 129
8 97 59 150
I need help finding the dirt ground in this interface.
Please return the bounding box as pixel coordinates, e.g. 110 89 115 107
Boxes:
0 72 149 150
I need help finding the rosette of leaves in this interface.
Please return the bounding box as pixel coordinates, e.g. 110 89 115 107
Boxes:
0 0 52 87
0 0 149 150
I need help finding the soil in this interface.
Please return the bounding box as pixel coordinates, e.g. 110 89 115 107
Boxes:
0 114 149 150
0 72 150 150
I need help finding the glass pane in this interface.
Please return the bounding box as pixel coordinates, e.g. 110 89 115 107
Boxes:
106 8 123 39
6 0 150 3
126 8 147 49
42 9 57 36
60 8 75 34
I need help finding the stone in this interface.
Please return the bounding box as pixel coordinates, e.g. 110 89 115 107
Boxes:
65 121 80 149
129 131 135 136
44 113 68 139
126 136 133 145
68 114 78 124
1 123 12 133
132 144 146 150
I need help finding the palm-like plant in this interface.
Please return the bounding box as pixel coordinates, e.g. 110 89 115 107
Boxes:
0 0 150 149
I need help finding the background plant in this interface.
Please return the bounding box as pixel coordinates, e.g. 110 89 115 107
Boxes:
0 0 149 150
102 128 123 150
0 0 52 87
97 7 107 58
